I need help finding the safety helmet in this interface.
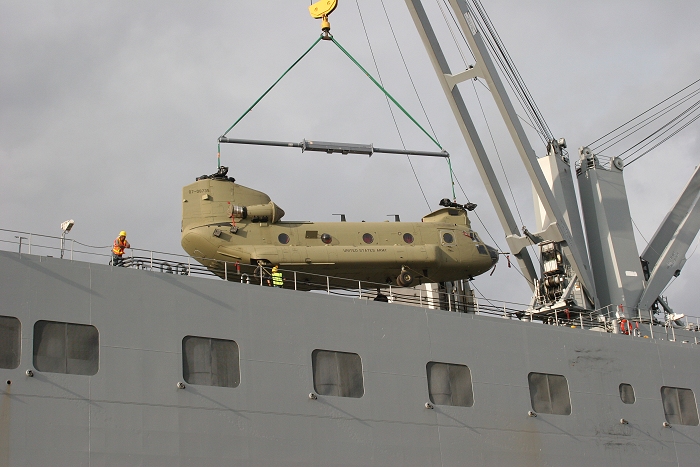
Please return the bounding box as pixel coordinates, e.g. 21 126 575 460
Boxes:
272 265 279 271
119 231 127 237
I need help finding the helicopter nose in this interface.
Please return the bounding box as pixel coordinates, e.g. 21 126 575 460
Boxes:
485 245 499 266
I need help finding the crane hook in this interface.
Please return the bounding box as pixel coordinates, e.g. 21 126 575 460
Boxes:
309 0 338 39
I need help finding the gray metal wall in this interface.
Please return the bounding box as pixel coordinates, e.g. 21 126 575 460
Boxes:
1 250 699 466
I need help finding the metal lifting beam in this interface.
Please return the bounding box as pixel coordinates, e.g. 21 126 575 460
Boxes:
218 137 449 158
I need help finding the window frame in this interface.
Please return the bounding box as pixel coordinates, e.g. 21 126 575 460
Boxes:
33 320 99 376
527 372 572 415
619 383 635 404
311 349 364 398
661 386 699 426
182 335 241 388
0 315 21 370
426 361 474 408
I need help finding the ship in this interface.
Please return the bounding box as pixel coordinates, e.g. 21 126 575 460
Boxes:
2 1 700 466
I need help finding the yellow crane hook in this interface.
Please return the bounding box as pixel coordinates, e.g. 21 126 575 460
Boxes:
309 0 338 39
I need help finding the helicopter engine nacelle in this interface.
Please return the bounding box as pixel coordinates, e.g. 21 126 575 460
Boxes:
229 201 286 224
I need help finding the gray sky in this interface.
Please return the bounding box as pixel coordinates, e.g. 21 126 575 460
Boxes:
1 1 699 313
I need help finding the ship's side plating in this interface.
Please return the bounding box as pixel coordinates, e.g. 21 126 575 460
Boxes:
1 250 699 466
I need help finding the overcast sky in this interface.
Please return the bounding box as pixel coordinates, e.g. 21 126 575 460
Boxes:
1 1 699 314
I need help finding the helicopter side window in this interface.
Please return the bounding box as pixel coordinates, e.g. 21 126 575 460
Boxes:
403 233 414 244
321 233 333 244
362 233 374 244
278 233 290 244
442 232 454 244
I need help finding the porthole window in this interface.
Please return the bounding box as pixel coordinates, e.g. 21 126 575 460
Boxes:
661 386 699 426
362 233 374 244
312 349 364 398
33 320 99 376
442 232 454 244
278 233 290 244
619 383 635 404
403 233 414 244
528 372 571 415
0 315 21 370
427 361 474 407
183 336 240 388
321 233 332 244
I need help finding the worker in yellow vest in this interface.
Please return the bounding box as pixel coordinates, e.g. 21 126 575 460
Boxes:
111 231 131 267
272 265 283 288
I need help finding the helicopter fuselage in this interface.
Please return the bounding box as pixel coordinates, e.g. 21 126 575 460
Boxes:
181 175 498 287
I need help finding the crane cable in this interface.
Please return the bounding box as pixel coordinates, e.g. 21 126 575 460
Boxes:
589 77 700 147
329 35 457 200
354 0 431 210
592 88 700 153
467 0 553 144
219 31 456 199
624 103 700 166
218 35 324 168
437 0 542 274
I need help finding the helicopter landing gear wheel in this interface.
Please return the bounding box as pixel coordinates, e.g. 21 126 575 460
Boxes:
397 270 414 287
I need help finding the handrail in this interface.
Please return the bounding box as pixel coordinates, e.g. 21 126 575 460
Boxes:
2 227 698 337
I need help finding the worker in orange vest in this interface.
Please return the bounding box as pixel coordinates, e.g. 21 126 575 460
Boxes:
111 231 131 267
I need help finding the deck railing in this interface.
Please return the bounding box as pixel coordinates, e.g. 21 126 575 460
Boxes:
1 227 698 341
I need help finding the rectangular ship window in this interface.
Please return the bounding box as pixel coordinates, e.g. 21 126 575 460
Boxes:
619 383 635 404
528 372 571 415
661 386 699 426
33 320 99 375
426 362 474 407
312 349 364 398
0 316 21 369
182 336 240 388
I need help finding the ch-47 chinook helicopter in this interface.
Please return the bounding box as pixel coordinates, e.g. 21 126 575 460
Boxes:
181 165 499 288
179 2 498 289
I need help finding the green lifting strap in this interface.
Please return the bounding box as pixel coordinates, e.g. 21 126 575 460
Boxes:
330 36 456 200
218 35 324 167
330 36 441 150
219 33 457 201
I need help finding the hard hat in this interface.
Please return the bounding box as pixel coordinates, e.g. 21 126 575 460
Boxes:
119 231 127 237
272 265 279 271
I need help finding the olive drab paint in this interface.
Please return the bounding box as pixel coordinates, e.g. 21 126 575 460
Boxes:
181 169 498 288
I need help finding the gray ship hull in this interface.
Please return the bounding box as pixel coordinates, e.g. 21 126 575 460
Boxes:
1 250 699 466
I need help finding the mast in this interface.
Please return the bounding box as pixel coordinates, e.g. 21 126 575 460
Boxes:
403 0 538 291
405 0 595 308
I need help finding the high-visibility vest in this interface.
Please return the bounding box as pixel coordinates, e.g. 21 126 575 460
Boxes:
112 238 129 256
272 271 283 286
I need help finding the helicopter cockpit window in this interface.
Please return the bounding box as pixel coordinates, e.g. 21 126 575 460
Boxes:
362 233 374 244
321 233 332 244
442 232 454 244
278 233 290 244
403 233 414 244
